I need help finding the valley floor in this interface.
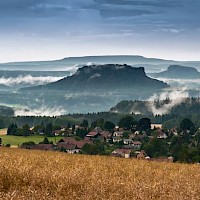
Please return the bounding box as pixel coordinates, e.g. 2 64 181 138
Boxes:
0 148 200 199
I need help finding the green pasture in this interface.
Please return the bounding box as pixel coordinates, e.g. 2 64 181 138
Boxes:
0 135 64 146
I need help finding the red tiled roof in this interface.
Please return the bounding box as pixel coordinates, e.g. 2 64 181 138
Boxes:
84 137 91 141
58 137 92 149
86 132 99 137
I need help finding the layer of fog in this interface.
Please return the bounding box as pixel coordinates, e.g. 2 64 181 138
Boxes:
147 89 189 115
14 105 66 117
155 77 200 89
0 75 64 87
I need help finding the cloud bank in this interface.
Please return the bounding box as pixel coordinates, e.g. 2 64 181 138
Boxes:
14 105 66 117
0 75 64 87
156 77 200 89
147 89 189 115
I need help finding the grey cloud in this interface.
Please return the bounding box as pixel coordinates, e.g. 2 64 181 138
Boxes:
99 8 159 18
94 0 180 7
87 0 179 19
0 0 200 63
0 0 93 18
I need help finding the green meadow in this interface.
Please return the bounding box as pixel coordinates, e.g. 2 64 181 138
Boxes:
0 135 64 146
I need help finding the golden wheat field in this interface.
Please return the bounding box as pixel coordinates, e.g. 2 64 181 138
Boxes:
0 147 200 200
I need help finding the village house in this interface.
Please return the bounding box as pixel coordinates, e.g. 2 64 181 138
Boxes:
134 131 140 135
84 134 105 143
57 143 80 154
123 139 133 145
123 145 134 150
132 141 142 150
53 130 61 136
112 136 122 143
21 144 56 151
61 129 73 137
86 131 100 138
156 129 168 139
157 132 168 139
111 149 132 158
100 131 112 142
58 137 93 149
136 150 148 159
60 126 66 132
113 131 123 137
169 127 178 136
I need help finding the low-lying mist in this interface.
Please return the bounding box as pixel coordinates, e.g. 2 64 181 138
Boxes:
147 89 189 115
14 105 66 117
155 77 200 89
0 64 199 117
0 75 64 88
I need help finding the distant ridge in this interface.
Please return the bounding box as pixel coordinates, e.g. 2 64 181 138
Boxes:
1 55 200 71
1 55 175 64
60 55 175 64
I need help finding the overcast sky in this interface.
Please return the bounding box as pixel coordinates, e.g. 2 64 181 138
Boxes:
0 0 200 62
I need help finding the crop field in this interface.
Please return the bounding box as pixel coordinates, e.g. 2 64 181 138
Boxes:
0 148 200 199
0 129 7 136
0 135 64 146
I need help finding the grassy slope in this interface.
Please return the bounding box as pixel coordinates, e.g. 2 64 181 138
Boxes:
0 135 64 146
0 148 200 200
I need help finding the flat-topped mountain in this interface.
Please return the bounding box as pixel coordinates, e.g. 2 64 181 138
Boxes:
150 65 200 79
19 64 169 113
24 64 168 92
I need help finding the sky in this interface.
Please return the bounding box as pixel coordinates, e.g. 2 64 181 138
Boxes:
0 0 200 63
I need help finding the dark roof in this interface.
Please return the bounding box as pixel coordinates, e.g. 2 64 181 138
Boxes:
21 144 54 151
112 136 122 140
132 141 142 145
123 145 134 149
58 137 92 149
100 131 111 138
57 142 76 150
